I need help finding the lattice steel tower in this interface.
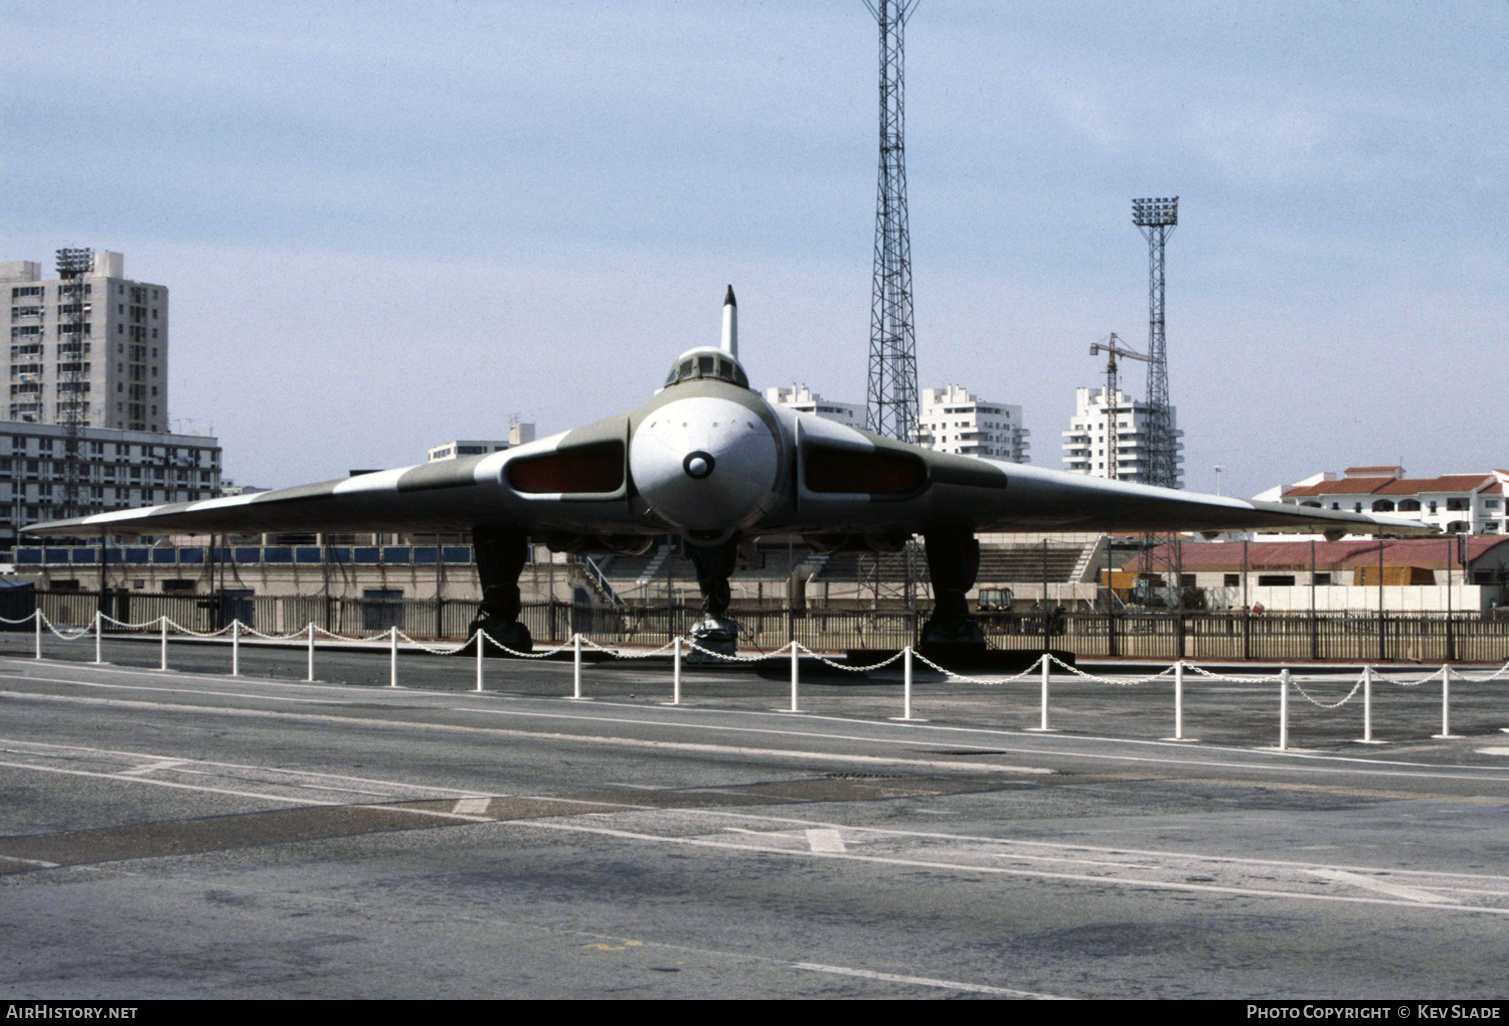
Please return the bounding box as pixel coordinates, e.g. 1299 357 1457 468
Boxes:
55 247 94 522
864 0 919 442
1131 196 1179 488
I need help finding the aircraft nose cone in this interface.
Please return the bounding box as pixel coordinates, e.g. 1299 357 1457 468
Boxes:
630 398 780 535
683 452 714 479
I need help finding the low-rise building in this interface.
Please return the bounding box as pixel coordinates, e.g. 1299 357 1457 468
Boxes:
1118 537 1509 612
1258 466 1509 535
763 385 863 429
1061 386 1183 485
426 423 535 462
914 385 1030 462
0 420 221 548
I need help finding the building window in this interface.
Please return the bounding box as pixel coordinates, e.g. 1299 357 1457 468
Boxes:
1257 575 1297 587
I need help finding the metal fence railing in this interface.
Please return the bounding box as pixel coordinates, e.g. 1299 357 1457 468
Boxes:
5 591 1508 662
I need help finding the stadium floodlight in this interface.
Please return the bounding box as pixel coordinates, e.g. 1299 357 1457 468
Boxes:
1132 197 1178 228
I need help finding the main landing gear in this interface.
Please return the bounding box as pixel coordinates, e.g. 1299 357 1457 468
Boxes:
921 529 985 648
465 526 534 655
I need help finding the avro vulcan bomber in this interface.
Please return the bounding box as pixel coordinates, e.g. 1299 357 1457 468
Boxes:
28 288 1434 654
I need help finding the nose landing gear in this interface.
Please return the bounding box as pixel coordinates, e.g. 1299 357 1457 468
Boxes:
685 535 740 659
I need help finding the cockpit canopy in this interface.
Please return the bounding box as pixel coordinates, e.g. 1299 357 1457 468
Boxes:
663 346 749 390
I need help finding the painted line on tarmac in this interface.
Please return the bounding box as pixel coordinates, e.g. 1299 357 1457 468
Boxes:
0 759 345 806
10 658 1509 781
0 738 494 798
542 799 1509 888
793 962 1063 999
1307 868 1458 905
511 817 1509 917
10 665 1509 787
0 690 1054 776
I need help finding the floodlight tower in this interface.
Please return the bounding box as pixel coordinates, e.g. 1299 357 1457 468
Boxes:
1131 196 1178 489
864 0 920 442
55 247 94 522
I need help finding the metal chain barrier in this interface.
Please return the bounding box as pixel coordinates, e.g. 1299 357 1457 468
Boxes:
1045 654 1178 686
164 618 237 639
683 639 785 663
795 644 905 673
1369 666 1441 687
237 623 315 642
39 613 92 641
907 649 1045 684
311 625 400 643
395 631 471 657
1290 675 1365 710
1183 663 1287 684
480 631 573 659
98 612 169 631
578 636 679 659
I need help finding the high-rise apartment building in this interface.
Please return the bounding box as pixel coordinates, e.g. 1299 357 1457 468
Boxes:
913 385 1030 463
1061 386 1183 486
3 251 168 432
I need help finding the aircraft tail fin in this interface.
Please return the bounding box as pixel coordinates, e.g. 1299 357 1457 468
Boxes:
720 285 737 359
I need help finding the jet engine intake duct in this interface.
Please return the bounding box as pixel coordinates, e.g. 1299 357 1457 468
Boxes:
507 441 625 497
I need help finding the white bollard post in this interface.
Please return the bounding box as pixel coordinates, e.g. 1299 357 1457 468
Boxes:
672 637 682 705
1163 662 1198 742
1435 664 1453 738
232 619 240 677
94 610 103 664
1279 668 1290 751
788 642 801 713
903 645 913 720
1174 661 1185 740
571 633 583 699
1361 665 1377 743
306 623 315 682
159 617 168 671
475 630 484 693
1027 654 1055 731
389 625 398 688
34 609 42 660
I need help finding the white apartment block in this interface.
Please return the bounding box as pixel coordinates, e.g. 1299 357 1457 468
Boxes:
1061 386 1183 486
0 421 221 547
763 384 863 429
3 251 168 433
426 423 536 463
1258 466 1509 535
913 386 1030 462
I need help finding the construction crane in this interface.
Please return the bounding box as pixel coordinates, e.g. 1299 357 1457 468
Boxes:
1087 333 1150 482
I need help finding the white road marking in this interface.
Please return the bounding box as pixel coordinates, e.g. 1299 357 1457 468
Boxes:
0 854 59 868
453 797 491 815
0 759 341 806
1307 868 1458 905
0 738 488 796
510 817 1509 916
0 690 1052 775
793 962 1063 999
116 759 189 776
805 828 846 854
9 661 1509 782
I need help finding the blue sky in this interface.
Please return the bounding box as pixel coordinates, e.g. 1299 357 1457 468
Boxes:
3 1 1506 495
